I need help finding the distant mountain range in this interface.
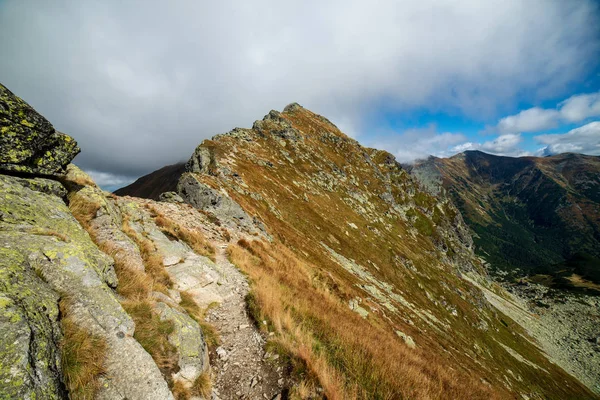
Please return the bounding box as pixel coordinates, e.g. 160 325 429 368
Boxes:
409 151 600 288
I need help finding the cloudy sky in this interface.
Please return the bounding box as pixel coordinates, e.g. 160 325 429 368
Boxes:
1 1 599 189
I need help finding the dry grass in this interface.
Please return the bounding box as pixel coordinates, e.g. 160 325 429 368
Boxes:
170 370 211 400
67 192 101 227
153 213 216 262
122 300 179 377
122 216 173 291
171 380 191 400
59 297 107 400
179 291 220 348
28 227 69 242
228 240 498 400
191 370 212 398
221 227 231 242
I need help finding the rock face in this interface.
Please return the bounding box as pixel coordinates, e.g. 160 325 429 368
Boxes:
0 83 80 176
0 173 175 400
0 84 213 400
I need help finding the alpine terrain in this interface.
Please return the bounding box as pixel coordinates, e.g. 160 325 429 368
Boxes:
1 82 599 399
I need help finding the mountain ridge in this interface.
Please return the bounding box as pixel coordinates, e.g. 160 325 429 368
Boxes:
117 102 599 398
408 150 600 286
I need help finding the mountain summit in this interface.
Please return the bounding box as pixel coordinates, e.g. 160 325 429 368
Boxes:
118 103 599 398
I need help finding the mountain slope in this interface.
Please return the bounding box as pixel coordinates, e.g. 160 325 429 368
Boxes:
123 104 597 398
115 162 185 200
410 151 600 285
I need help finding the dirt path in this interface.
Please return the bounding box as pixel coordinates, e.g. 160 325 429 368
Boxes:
207 244 286 400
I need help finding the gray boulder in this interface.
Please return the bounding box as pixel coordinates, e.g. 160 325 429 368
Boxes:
177 172 250 224
159 191 185 203
156 302 210 385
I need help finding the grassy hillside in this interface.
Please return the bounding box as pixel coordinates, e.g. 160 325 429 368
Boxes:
164 104 596 399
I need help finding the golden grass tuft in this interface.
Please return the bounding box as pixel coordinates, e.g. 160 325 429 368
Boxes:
191 370 212 398
171 380 191 400
112 259 152 300
153 213 216 262
67 192 101 227
220 227 231 242
170 371 211 400
121 300 179 377
28 227 69 242
179 291 220 348
59 297 107 400
122 216 173 291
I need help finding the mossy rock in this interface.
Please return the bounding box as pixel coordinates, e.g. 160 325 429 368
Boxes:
0 83 80 176
0 250 65 400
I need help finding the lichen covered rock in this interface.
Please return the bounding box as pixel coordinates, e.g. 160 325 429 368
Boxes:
159 191 185 203
0 174 174 400
0 249 64 399
0 83 80 176
156 302 210 384
177 172 253 228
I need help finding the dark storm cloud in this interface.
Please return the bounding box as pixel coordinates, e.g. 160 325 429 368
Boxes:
0 0 598 185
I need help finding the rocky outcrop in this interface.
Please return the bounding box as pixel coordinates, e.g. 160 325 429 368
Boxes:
70 173 212 394
0 84 215 400
177 172 256 230
159 191 185 203
0 174 174 399
0 83 80 177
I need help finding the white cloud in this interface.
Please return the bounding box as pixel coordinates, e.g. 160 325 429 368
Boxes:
497 91 600 133
371 124 467 163
535 121 600 155
85 170 136 189
451 134 529 157
0 0 598 178
497 107 560 133
559 92 600 122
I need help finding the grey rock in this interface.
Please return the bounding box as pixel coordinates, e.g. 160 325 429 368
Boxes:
177 173 254 229
395 330 416 349
71 184 146 274
252 110 302 141
159 191 185 203
0 174 173 400
156 302 210 384
186 145 215 174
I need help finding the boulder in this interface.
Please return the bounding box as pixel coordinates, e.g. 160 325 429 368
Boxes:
177 172 253 229
0 83 80 176
156 302 210 384
159 191 185 203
